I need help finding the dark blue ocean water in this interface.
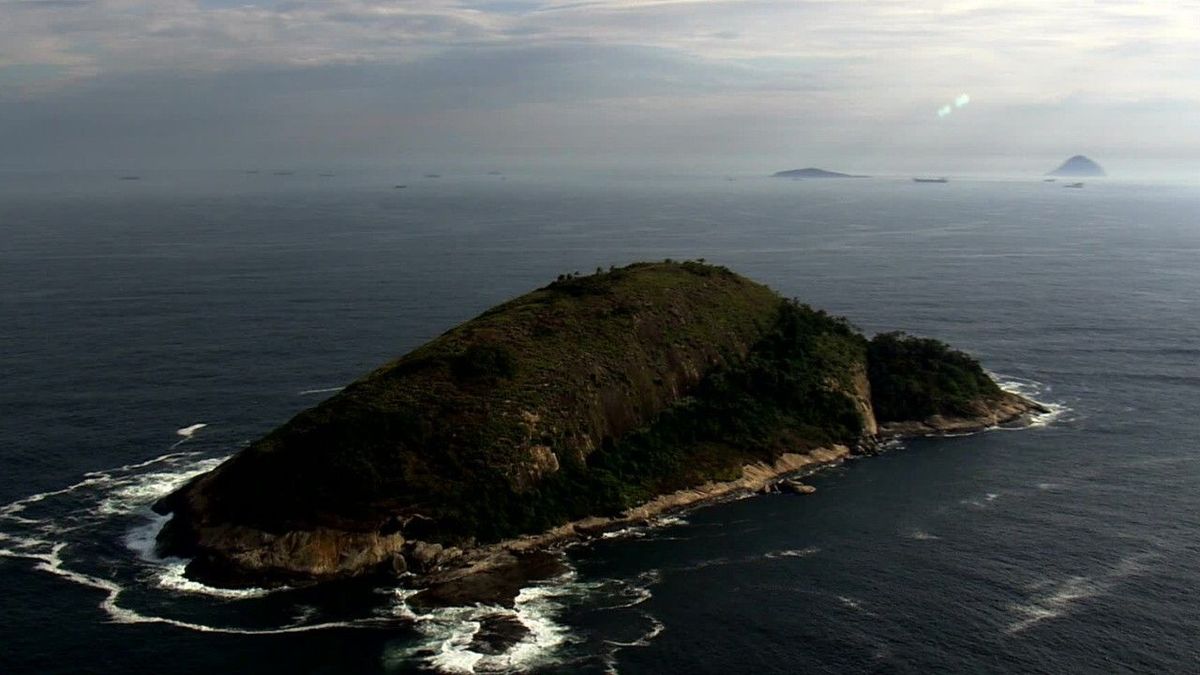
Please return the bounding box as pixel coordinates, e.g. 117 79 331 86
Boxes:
2 172 1198 673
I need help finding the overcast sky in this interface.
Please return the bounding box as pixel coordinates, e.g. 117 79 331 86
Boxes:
1 0 1197 174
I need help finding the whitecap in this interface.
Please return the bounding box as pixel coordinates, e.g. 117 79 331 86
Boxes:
98 456 225 516
600 527 647 540
652 515 689 527
176 423 207 438
764 546 820 559
1004 552 1157 634
1005 575 1103 634
835 595 873 615
298 386 344 396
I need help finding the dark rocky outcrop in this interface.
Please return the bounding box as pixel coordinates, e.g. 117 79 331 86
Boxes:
778 479 817 495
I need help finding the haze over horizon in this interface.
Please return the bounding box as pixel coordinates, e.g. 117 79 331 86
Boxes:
2 1 1198 176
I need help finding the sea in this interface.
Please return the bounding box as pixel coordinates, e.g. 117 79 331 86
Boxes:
1 170 1198 674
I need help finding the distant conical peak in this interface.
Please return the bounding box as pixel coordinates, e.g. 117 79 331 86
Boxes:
1047 155 1105 177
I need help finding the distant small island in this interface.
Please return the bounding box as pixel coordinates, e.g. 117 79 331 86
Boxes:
155 261 1044 599
1047 155 1105 177
772 167 867 179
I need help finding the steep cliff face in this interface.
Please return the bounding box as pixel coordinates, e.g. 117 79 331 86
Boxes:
155 262 1039 586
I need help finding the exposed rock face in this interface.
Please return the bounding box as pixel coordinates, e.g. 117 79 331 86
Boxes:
153 261 1045 588
169 524 406 587
1047 155 1106 177
850 364 879 437
778 479 817 495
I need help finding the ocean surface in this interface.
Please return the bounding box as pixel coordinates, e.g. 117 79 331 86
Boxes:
1 171 1198 674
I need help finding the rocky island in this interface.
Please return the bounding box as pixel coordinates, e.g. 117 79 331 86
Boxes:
772 168 867 179
154 261 1043 595
1047 155 1106 177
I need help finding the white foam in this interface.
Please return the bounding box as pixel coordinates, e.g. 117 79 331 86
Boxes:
176 423 207 438
908 530 940 541
98 456 225 516
388 567 606 673
298 387 344 396
601 527 647 540
1005 575 1103 634
603 614 665 648
6 538 369 635
990 373 1072 429
155 560 276 599
764 546 820 559
1004 552 1156 634
0 447 337 633
836 595 870 614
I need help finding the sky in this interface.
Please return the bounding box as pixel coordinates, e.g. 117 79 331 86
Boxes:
1 0 1197 174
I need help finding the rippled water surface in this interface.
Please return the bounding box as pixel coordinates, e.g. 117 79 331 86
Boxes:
2 172 1198 673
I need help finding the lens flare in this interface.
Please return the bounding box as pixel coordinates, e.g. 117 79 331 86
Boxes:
936 93 970 118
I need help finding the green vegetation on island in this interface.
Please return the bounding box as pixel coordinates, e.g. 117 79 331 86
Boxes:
868 331 1003 422
155 261 1036 585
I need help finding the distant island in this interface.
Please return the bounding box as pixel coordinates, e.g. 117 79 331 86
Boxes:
772 167 867 179
1047 155 1106 177
155 261 1044 597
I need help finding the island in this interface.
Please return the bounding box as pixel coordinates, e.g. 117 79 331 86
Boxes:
154 261 1043 593
1047 155 1106 177
772 168 867 179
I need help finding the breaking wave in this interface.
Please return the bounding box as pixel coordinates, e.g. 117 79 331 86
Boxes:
0 426 672 669
386 568 667 673
990 374 1072 428
0 427 380 634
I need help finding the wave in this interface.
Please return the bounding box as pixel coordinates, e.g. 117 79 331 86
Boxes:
388 570 583 674
0 434 349 633
298 386 344 396
603 613 665 648
175 423 207 438
834 594 876 616
763 546 821 559
386 564 673 673
989 373 1073 428
596 514 690 541
1004 552 1157 634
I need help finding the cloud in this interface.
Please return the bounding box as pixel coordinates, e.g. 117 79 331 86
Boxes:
1 0 1198 168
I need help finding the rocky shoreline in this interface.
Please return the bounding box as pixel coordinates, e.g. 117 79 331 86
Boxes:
162 390 1046 605
395 391 1047 608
